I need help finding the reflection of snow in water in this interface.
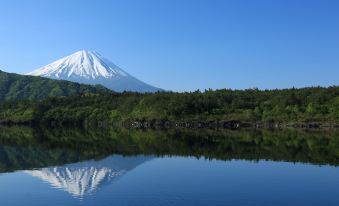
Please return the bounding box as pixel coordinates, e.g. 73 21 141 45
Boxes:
29 167 125 197
26 155 152 198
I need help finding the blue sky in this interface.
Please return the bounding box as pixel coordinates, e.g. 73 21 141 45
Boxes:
0 0 338 91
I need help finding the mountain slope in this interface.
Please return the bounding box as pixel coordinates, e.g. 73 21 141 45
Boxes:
27 50 162 92
0 70 109 101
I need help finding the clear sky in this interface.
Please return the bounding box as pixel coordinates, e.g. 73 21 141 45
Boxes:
0 0 338 91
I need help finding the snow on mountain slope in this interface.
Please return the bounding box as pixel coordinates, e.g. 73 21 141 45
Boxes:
27 50 162 92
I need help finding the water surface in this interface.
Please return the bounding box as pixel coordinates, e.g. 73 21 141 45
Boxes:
0 127 338 206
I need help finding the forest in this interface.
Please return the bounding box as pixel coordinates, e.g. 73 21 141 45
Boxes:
0 70 109 101
0 86 338 126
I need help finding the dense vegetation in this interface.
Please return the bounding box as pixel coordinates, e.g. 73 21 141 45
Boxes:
0 86 338 125
0 126 339 172
0 70 109 101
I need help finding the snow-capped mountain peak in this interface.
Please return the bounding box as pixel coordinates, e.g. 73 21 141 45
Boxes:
27 50 162 92
28 50 127 79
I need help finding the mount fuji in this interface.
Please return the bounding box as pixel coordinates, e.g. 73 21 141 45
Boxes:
27 50 162 92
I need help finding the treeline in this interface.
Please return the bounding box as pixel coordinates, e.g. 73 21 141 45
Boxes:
0 86 338 125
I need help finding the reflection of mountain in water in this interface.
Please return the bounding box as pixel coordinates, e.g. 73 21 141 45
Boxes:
27 155 152 198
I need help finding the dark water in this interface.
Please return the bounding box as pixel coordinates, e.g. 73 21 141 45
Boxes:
0 126 339 206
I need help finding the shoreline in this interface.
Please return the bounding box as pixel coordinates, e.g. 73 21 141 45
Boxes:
1 119 338 130
125 120 339 129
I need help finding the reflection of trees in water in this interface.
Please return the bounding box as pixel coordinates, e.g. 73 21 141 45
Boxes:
0 126 339 173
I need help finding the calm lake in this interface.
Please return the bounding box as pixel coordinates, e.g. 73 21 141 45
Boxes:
0 126 339 206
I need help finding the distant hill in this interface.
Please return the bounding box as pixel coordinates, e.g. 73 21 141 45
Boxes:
0 70 110 101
